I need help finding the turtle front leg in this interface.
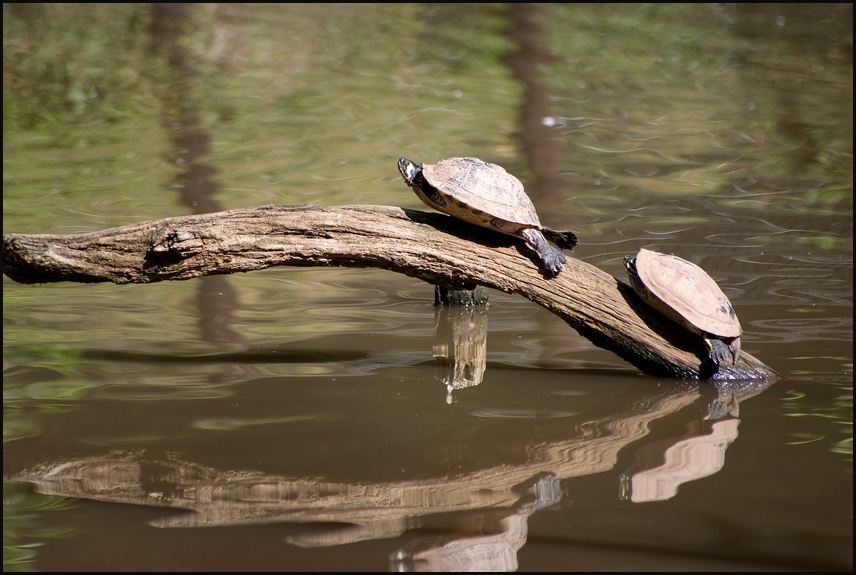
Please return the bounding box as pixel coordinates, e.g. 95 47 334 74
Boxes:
521 228 566 276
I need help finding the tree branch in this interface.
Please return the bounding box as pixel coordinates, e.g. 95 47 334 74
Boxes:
3 204 777 380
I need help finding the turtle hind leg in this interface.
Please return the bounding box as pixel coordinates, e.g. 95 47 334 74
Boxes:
541 227 578 250
521 228 566 276
704 337 732 366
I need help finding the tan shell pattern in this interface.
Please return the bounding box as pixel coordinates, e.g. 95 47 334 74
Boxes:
421 157 541 230
634 249 742 338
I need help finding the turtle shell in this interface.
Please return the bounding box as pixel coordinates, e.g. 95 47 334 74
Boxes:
420 157 541 232
630 249 742 339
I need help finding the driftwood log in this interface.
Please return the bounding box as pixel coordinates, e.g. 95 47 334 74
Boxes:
3 204 777 380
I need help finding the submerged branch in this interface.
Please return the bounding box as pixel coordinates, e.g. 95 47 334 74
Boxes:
3 204 777 380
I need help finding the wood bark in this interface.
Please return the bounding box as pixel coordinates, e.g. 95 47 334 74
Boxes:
3 204 777 380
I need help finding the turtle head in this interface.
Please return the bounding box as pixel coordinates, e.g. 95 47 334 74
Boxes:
623 255 638 277
398 157 423 188
623 255 648 299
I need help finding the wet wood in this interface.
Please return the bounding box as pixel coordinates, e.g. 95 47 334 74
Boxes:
3 204 777 380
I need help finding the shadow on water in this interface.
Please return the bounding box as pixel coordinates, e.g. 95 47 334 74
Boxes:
6 375 775 571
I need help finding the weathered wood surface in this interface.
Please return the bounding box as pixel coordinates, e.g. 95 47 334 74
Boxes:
3 204 777 380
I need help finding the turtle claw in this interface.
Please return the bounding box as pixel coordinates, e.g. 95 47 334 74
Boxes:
705 338 733 366
522 228 566 276
543 248 566 275
541 227 578 250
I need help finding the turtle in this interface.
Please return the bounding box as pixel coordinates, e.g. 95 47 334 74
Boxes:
398 157 577 276
624 248 742 366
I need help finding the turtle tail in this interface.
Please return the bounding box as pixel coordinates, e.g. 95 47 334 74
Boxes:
541 227 578 250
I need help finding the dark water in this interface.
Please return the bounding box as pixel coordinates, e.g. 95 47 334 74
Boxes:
3 4 852 571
